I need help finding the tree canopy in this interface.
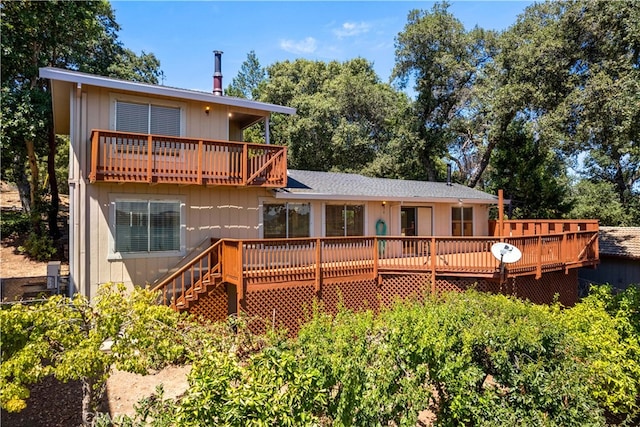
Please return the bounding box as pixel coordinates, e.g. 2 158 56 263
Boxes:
1 0 163 251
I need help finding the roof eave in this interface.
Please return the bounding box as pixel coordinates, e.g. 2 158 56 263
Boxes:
39 67 296 115
273 191 497 204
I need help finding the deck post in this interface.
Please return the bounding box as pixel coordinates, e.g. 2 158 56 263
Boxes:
237 241 245 310
147 134 153 183
89 131 99 183
430 237 437 294
242 144 248 185
315 238 322 296
197 140 203 185
498 189 504 239
373 236 379 285
536 235 543 279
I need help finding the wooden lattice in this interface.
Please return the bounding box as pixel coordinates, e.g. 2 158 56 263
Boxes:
379 274 429 307
187 284 228 322
322 279 379 315
514 270 578 306
245 284 316 336
190 270 580 336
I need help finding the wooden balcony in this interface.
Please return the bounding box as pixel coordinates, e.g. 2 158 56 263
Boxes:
89 129 287 187
153 223 599 310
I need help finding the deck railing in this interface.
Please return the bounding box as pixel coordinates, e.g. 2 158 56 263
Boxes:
186 230 597 303
89 129 287 187
489 219 599 237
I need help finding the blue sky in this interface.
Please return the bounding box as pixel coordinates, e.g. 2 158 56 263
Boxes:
111 1 534 93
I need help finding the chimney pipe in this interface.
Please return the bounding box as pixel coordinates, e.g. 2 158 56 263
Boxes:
446 164 452 186
213 50 223 96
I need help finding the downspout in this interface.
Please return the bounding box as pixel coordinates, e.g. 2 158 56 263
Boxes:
265 115 270 145
68 83 82 296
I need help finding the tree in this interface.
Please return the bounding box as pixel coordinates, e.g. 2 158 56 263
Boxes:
392 3 501 182
225 50 265 100
498 0 640 223
486 120 571 219
0 283 190 425
1 0 162 246
259 58 413 174
566 180 631 226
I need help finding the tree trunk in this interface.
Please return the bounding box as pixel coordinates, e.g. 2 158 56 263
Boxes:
81 375 107 426
25 139 40 211
468 113 515 188
15 161 32 214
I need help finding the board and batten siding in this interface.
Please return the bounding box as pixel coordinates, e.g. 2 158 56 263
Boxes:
87 183 271 295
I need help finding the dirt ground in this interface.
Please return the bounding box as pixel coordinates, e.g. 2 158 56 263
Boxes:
1 182 192 426
0 182 50 278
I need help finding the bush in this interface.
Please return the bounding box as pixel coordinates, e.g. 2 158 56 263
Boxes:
18 231 56 261
0 210 31 237
116 289 640 426
561 285 640 424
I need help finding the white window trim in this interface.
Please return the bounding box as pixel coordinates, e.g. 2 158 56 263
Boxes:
322 202 367 237
258 198 314 238
108 193 187 260
109 93 187 136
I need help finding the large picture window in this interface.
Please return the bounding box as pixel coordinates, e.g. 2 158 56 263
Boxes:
326 204 364 237
263 203 310 238
452 207 473 236
115 100 181 136
113 199 184 256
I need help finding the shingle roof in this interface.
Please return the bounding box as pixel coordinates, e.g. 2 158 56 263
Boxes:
599 227 640 259
274 170 498 204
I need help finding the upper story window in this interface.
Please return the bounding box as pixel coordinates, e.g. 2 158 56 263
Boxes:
326 204 364 237
452 206 473 236
112 97 183 137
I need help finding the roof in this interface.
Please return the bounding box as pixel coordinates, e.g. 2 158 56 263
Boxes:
39 67 296 115
599 227 640 260
274 170 499 204
39 67 296 134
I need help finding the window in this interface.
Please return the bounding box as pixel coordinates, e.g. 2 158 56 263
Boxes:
326 204 364 236
115 101 181 136
263 203 310 238
111 198 185 258
452 207 473 236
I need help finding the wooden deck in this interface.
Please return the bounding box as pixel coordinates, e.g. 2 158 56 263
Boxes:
88 129 287 187
153 226 599 310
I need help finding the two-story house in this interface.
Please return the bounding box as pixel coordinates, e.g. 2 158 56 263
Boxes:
40 65 599 333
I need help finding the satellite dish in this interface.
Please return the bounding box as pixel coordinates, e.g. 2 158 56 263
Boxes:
491 242 522 264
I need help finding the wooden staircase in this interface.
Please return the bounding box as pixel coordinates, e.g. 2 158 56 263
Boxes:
152 239 225 312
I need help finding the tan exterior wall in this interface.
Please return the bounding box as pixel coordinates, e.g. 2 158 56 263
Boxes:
87 182 272 294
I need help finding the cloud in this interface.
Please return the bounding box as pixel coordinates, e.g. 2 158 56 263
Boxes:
333 21 371 38
279 37 317 54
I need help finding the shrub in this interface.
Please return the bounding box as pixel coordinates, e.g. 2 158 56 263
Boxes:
18 231 56 261
560 285 640 424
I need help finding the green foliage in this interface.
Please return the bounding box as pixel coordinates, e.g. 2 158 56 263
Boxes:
259 58 415 175
487 120 571 219
18 231 56 261
561 285 640 423
107 289 640 426
566 180 632 226
0 210 31 236
226 51 265 100
0 283 189 423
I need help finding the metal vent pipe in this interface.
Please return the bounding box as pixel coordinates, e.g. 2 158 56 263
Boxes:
213 50 223 96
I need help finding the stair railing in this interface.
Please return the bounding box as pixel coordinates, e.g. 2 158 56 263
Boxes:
151 239 223 308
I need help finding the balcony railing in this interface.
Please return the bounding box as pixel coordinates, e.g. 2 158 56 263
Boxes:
89 129 287 187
